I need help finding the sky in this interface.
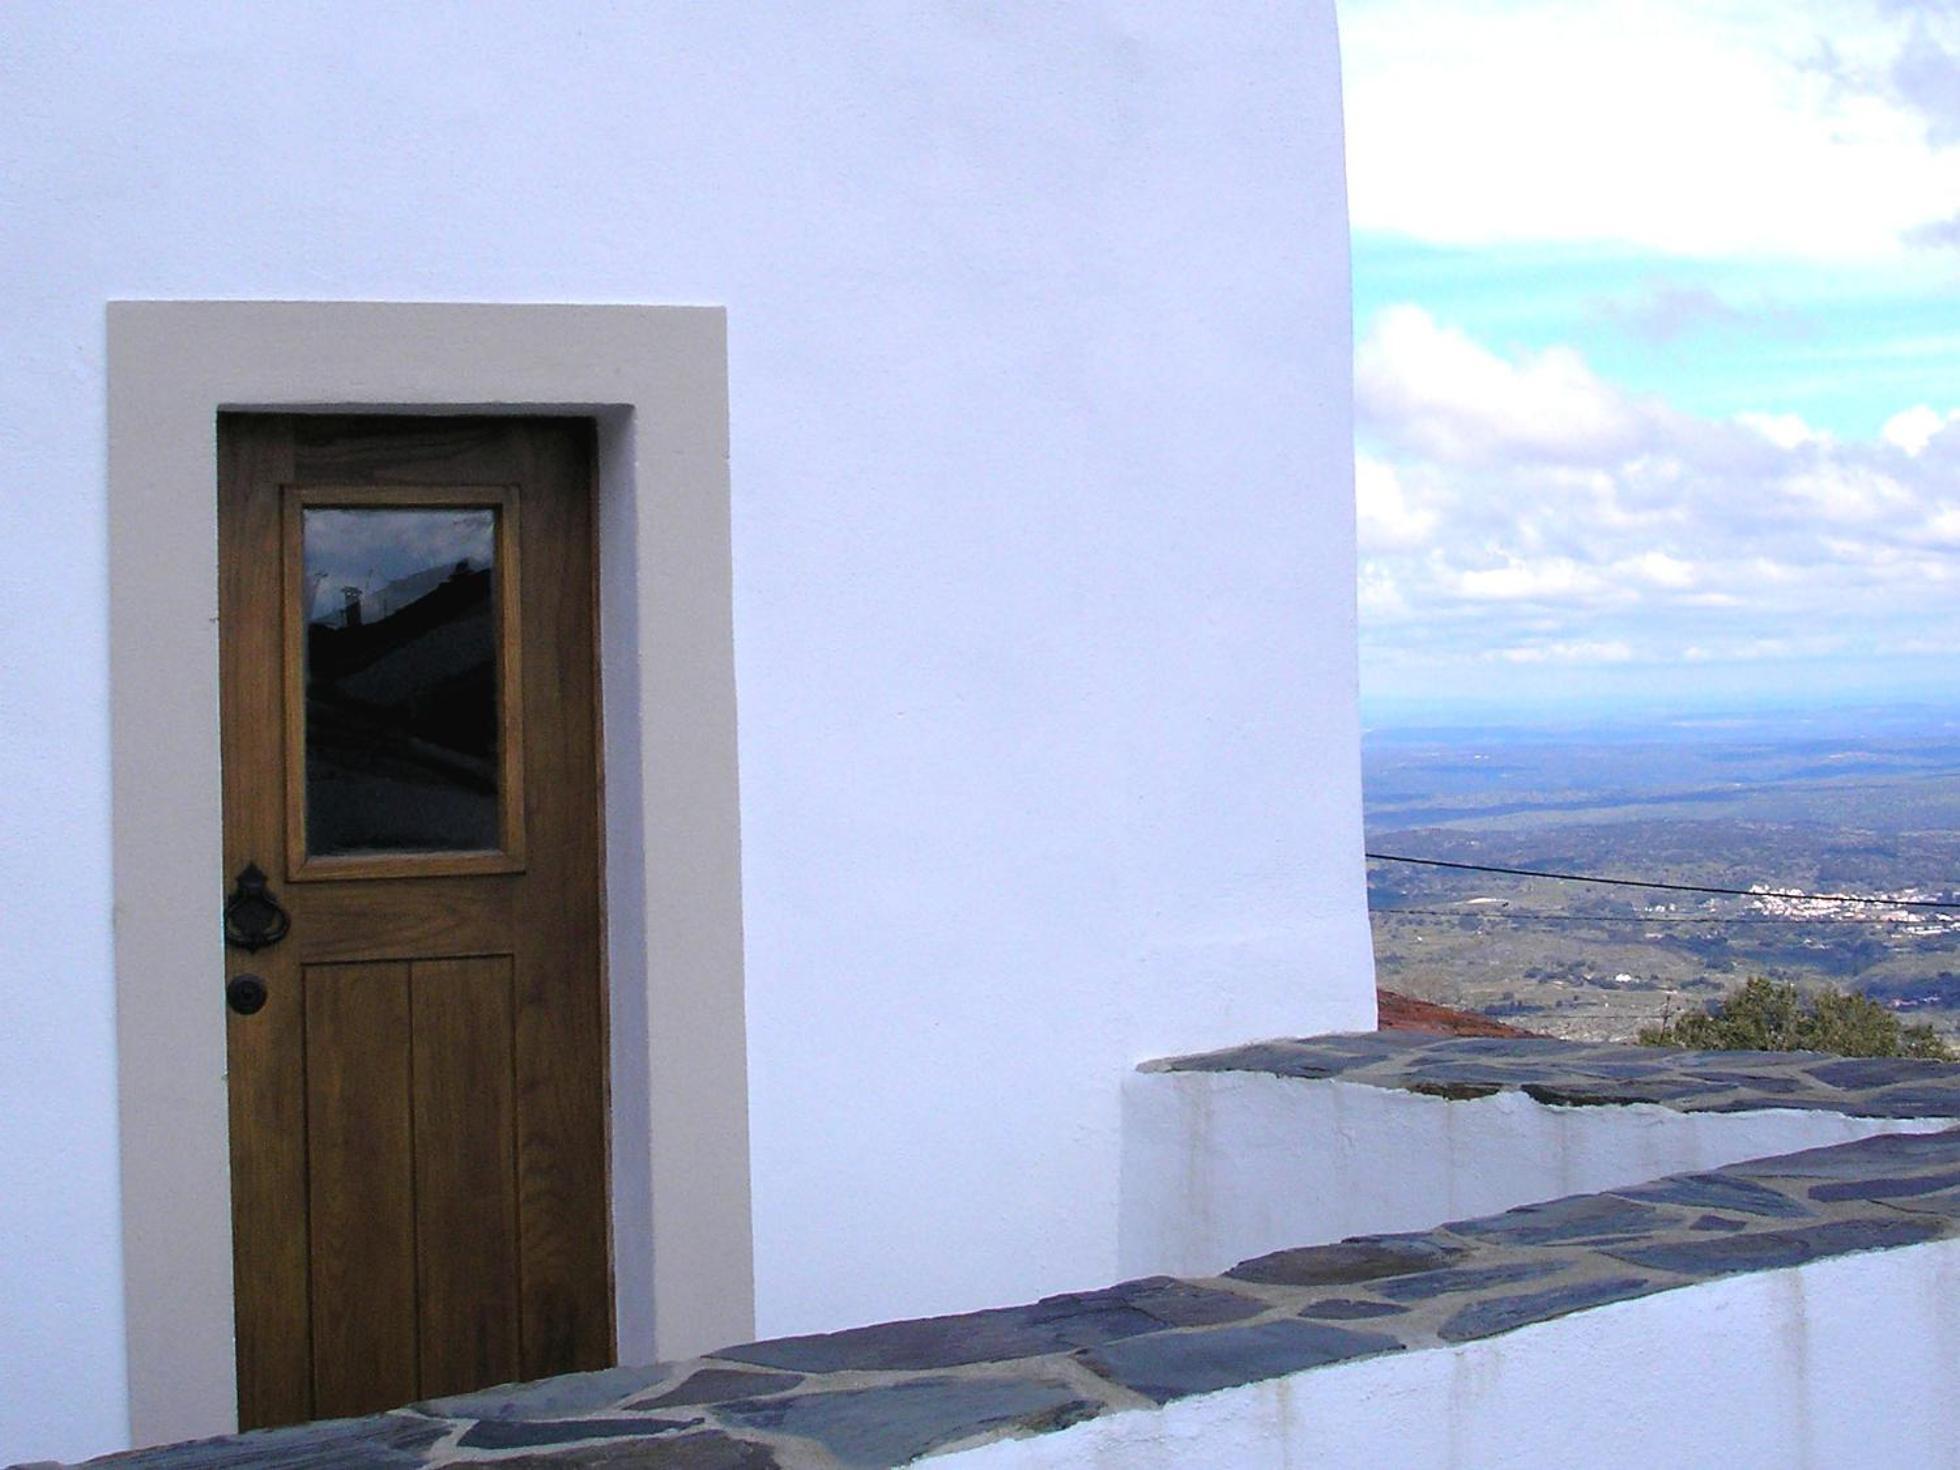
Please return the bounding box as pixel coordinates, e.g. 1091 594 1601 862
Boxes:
1341 0 1960 721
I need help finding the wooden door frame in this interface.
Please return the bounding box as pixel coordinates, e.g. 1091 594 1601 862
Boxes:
107 303 753 1450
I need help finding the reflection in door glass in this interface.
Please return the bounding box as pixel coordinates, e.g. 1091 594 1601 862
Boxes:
302 507 500 855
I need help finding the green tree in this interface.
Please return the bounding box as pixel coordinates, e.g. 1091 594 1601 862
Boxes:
1640 976 1954 1060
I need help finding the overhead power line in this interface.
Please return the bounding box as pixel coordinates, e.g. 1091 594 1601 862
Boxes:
1364 852 1960 911
1368 908 1911 926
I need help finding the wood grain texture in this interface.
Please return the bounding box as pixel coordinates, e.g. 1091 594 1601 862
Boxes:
219 415 313 1430
508 422 614 1378
305 961 418 1419
221 416 611 1428
296 879 515 965
412 956 521 1398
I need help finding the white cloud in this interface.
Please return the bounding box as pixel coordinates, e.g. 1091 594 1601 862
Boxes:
1358 563 1411 618
1780 463 1915 520
1454 557 1611 603
1738 412 1832 450
1922 504 1960 544
1623 551 1697 588
1355 308 1960 684
1357 305 1645 464
1881 403 1960 453
1865 2 1960 146
1680 635 1851 662
1492 639 1635 665
1340 0 1960 259
1355 454 1439 551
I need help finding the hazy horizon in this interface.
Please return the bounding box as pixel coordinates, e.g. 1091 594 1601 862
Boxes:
1362 689 1960 737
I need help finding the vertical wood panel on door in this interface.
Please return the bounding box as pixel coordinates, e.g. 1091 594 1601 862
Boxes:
412 955 521 1400
218 415 611 1429
305 961 417 1421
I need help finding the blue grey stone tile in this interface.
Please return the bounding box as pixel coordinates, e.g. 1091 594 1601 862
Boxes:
1373 1260 1567 1302
711 1377 1096 1469
1808 1168 1960 1202
720 1277 1261 1373
1545 1058 1675 1079
1447 1193 1670 1246
1077 1319 1402 1405
1280 1035 1413 1063
1113 1277 1273 1327
1437 1277 1657 1342
1804 1058 1948 1090
417 1365 668 1420
1618 1172 1812 1218
450 1431 780 1469
1605 1217 1944 1278
1400 1063 1545 1086
1871 1187 1960 1217
1163 1044 1345 1078
1439 1038 1568 1059
1405 1081 1504 1100
457 1417 697 1450
628 1369 804 1410
77 1413 446 1469
1689 1214 1749 1232
1226 1236 1461 1287
1522 1080 1706 1108
1670 1071 1804 1093
1297 1298 1410 1320
1724 1131 1960 1180
1669 1049 1824 1069
1857 1089 1960 1117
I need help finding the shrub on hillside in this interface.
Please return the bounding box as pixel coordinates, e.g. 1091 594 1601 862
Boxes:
1639 976 1953 1060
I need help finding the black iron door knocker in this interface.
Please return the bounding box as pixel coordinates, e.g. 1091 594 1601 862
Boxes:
223 861 290 953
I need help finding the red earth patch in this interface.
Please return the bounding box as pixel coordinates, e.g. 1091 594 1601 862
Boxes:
1377 989 1539 1039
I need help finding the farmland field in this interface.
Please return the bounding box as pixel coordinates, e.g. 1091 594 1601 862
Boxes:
1364 704 1960 1043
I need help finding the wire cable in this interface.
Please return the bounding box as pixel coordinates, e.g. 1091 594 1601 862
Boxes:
1366 908 1939 926
1364 852 1960 910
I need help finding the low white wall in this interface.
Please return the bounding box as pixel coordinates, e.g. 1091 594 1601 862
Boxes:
943 1238 1960 1469
1120 1071 1957 1278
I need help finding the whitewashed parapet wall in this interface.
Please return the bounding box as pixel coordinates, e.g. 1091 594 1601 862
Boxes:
0 4 1370 1460
1122 1037 1960 1279
944 1243 1960 1470
49 1127 1960 1470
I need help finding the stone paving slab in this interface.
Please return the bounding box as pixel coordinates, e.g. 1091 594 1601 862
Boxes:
36 1123 1960 1470
1145 1033 1960 1118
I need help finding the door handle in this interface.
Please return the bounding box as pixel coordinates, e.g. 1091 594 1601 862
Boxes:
223 862 291 952
226 974 269 1016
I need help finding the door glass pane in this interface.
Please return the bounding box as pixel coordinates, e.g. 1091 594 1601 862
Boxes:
302 507 501 855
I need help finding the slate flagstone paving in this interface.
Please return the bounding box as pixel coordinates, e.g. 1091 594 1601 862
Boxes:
1146 1032 1960 1117
26 1039 1960 1470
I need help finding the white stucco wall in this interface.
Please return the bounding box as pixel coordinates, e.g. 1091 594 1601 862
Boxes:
944 1238 1960 1469
1120 1072 1957 1279
0 4 1368 1460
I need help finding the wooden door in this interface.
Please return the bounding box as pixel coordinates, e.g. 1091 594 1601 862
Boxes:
218 415 612 1429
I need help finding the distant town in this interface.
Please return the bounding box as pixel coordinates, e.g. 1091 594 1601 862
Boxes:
1363 704 1960 1043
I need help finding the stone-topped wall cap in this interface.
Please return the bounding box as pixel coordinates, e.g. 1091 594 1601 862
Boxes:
1144 1033 1960 1121
45 1126 1960 1470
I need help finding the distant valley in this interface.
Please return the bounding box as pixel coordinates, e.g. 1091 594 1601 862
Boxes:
1363 705 1960 1044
